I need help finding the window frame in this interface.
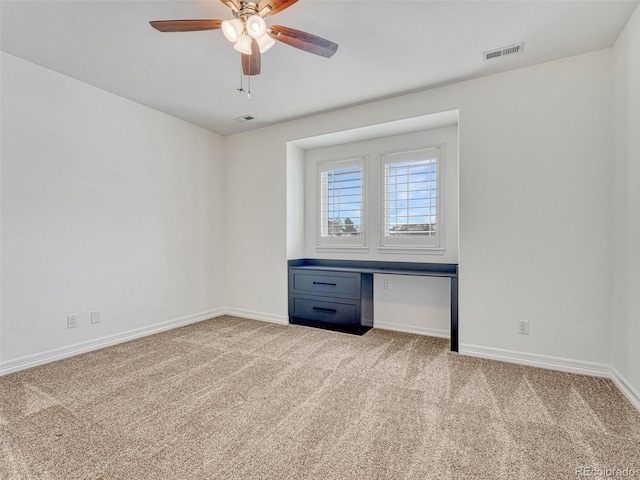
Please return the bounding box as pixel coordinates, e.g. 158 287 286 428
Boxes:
316 156 367 249
379 145 445 252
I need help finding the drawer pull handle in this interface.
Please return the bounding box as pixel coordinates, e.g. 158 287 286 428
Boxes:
313 307 337 314
313 282 337 286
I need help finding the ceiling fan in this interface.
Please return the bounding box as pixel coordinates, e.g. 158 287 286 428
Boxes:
150 0 339 77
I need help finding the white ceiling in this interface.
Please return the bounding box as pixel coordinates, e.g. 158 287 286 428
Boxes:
1 0 638 135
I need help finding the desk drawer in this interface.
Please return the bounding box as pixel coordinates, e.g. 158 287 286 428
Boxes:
290 270 360 299
291 296 360 325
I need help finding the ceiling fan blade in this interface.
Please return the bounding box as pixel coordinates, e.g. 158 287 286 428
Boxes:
258 0 299 16
220 0 240 12
269 25 338 58
149 20 223 32
242 39 261 76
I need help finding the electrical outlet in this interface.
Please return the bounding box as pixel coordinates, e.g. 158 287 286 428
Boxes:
91 310 101 324
518 319 529 335
67 314 78 329
384 280 392 290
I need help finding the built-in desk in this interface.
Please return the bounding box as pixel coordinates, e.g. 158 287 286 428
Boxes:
288 259 459 352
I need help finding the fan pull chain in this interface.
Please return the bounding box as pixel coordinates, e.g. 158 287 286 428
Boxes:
237 65 245 95
237 62 251 99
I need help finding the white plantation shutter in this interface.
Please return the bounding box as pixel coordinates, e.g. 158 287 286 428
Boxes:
318 158 365 246
382 147 443 249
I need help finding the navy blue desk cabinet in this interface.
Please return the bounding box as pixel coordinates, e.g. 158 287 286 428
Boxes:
288 259 459 351
288 267 374 335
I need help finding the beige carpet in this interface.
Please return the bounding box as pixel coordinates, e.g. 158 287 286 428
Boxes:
1 315 639 479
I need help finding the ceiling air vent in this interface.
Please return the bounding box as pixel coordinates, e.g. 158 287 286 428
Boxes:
234 114 255 123
483 42 524 61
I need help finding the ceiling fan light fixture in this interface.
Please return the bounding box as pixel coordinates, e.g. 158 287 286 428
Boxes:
256 33 275 53
221 18 243 43
233 34 253 54
246 15 267 39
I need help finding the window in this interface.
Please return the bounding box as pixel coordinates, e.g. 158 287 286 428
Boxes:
382 146 442 249
305 128 455 256
318 158 365 246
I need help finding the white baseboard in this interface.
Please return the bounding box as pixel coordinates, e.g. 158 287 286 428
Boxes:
609 366 640 412
224 307 289 325
0 307 289 376
0 308 226 376
459 344 640 413
374 321 449 339
459 343 611 378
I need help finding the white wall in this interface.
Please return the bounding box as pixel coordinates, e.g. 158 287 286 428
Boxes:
374 274 451 338
225 48 613 370
458 54 612 368
0 53 226 370
612 6 640 400
286 143 305 260
223 132 290 323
